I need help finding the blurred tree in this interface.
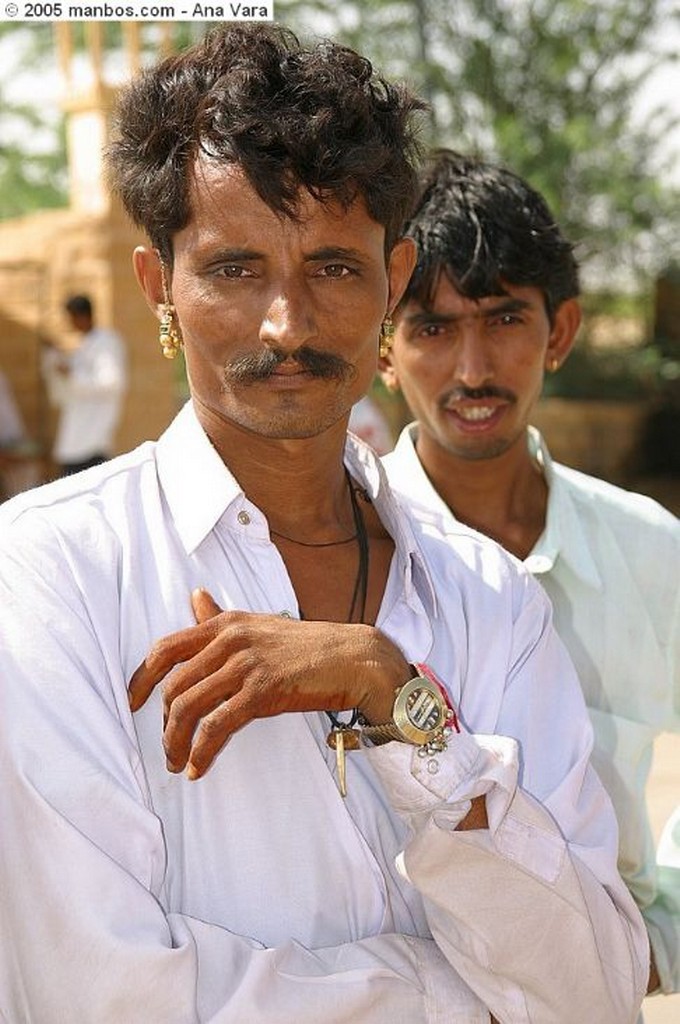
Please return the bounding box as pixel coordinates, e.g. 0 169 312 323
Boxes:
280 0 680 285
0 25 67 219
0 22 208 222
1 6 678 286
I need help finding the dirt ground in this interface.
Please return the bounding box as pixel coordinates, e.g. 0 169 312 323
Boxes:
642 732 680 1022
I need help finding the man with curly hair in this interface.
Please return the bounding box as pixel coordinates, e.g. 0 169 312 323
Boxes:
0 27 648 1023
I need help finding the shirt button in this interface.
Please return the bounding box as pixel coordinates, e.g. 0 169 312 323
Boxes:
237 510 251 526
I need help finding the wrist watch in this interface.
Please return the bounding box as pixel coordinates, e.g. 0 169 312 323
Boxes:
361 667 454 751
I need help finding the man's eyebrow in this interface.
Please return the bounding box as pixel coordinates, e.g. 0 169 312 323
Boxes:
405 296 533 326
199 248 263 265
404 309 454 327
484 297 532 315
304 246 368 263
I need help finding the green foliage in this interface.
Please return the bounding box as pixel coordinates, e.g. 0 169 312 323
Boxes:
279 0 680 285
543 343 673 401
1 7 678 287
0 26 67 219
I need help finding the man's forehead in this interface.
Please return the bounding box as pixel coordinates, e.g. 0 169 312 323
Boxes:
187 154 368 227
399 280 540 323
407 273 541 314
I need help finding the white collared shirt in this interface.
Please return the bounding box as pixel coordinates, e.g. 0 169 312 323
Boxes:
384 421 680 993
42 326 127 462
0 403 648 1022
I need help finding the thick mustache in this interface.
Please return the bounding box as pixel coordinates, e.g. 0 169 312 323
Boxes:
440 385 516 406
224 346 354 384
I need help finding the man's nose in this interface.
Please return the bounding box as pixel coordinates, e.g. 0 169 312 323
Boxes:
260 288 317 354
452 326 493 389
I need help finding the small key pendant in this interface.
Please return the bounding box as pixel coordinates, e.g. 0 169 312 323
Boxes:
326 727 360 798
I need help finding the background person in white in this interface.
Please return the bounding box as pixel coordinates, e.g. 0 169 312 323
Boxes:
0 27 648 1023
380 149 680 1003
42 293 127 475
0 367 40 500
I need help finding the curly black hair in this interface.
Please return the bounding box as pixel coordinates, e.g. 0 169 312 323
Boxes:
106 24 427 261
402 150 580 323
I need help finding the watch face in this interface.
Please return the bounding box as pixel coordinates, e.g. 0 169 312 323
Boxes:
406 685 445 731
393 677 446 744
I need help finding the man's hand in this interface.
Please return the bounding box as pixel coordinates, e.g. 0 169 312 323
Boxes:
128 589 410 780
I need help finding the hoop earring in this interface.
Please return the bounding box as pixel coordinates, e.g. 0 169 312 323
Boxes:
158 260 182 360
379 315 395 359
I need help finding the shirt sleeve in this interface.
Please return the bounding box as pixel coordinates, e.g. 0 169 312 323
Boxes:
0 518 485 1024
366 579 649 1024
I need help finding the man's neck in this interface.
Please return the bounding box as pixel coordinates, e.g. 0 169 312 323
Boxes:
196 401 357 541
415 429 548 561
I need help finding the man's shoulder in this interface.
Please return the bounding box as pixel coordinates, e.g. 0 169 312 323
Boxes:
0 442 156 537
553 460 680 538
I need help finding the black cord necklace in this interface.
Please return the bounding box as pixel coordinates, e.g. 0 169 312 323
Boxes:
323 470 369 792
288 469 370 792
280 469 369 625
344 468 370 625
269 529 358 548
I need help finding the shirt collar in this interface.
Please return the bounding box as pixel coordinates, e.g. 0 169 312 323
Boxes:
527 426 603 589
345 432 438 619
389 423 453 523
390 421 602 591
156 401 438 616
156 401 243 555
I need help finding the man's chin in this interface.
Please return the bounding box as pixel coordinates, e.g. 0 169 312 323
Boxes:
447 435 516 462
231 409 348 442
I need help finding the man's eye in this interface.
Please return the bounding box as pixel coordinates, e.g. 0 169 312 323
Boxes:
419 323 444 338
217 265 252 279
494 314 521 327
320 264 352 278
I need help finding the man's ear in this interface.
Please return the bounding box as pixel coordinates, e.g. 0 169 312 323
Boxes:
133 246 167 318
378 351 401 394
386 237 416 313
546 298 581 372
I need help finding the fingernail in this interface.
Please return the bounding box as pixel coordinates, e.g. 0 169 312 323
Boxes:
186 763 200 781
166 758 181 773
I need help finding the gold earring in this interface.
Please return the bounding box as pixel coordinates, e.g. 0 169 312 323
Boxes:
548 356 560 372
158 259 183 359
379 315 395 359
159 305 182 359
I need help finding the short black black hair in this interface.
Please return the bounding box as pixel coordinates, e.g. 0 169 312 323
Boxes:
106 23 427 261
64 295 93 318
401 149 580 323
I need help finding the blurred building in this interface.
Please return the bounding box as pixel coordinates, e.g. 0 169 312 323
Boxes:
0 25 178 485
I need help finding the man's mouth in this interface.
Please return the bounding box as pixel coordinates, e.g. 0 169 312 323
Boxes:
447 404 498 422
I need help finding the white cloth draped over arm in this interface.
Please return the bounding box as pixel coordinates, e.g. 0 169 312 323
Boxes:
366 581 650 1024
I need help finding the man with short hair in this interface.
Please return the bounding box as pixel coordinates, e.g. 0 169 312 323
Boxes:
381 148 680 1003
0 29 648 1023
41 293 127 475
